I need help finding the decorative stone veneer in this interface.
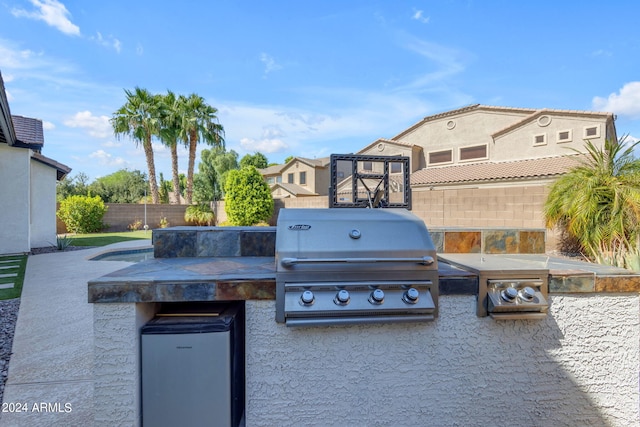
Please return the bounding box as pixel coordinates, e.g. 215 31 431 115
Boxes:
429 228 546 254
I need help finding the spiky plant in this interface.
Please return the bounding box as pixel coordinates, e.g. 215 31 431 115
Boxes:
544 136 640 265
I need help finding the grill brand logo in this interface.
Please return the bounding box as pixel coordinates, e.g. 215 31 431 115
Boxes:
288 224 311 231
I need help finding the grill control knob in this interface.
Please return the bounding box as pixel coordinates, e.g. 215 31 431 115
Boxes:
369 289 385 304
403 287 420 304
519 286 536 301
500 287 518 302
334 289 350 305
300 290 315 305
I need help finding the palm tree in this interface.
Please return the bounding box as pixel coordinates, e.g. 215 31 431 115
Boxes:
544 136 640 261
178 93 225 204
111 87 161 204
157 91 183 204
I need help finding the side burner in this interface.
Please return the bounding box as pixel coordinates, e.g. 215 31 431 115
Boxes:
438 254 550 319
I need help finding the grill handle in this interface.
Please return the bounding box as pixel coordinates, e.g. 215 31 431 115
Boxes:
280 256 435 268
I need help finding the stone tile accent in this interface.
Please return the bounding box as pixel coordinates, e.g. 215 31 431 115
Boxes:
484 230 519 254
443 231 481 253
595 275 640 293
153 227 276 258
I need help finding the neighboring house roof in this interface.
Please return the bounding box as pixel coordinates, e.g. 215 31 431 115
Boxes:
259 163 287 176
411 155 583 187
272 182 317 197
294 156 330 168
358 138 419 153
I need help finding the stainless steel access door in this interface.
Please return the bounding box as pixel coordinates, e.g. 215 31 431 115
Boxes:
141 328 231 427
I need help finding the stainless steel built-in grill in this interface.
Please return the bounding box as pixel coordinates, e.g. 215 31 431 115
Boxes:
275 208 439 327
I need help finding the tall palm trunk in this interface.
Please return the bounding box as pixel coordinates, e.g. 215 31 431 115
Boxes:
170 141 181 204
143 134 159 204
186 128 198 204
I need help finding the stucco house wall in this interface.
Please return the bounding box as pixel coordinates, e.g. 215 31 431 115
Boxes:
30 160 58 247
492 113 611 162
0 144 31 254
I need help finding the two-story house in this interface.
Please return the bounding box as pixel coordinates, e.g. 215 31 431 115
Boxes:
358 104 615 190
260 157 330 199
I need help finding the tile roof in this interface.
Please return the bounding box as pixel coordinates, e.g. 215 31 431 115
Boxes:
12 115 44 148
358 138 419 153
259 163 286 175
272 182 317 196
410 155 584 186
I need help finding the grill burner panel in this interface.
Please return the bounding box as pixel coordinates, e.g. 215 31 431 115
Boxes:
438 254 550 319
276 208 439 327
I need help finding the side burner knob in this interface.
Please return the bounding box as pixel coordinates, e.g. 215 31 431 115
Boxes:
500 287 518 302
519 286 536 301
369 289 385 304
301 290 315 305
335 289 350 305
403 287 420 304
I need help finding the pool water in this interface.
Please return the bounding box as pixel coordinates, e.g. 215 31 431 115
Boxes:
91 248 154 262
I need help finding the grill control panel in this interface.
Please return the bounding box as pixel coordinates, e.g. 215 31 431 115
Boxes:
279 281 437 327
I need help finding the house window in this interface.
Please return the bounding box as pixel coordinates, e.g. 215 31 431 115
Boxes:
276 176 282 183
287 173 294 184
428 150 452 165
266 177 274 184
299 171 307 185
459 144 488 162
362 161 372 171
583 125 600 139
390 162 402 173
557 130 573 143
533 133 547 146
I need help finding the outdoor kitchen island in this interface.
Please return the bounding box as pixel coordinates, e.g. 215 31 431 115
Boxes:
88 225 640 427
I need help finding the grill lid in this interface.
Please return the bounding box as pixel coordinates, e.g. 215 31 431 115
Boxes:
276 208 437 271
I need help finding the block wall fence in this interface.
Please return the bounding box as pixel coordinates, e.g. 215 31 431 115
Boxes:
57 184 556 250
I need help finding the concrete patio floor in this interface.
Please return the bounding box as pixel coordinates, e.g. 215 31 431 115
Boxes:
0 241 151 427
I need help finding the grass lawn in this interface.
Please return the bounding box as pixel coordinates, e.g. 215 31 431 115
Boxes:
65 230 152 247
0 254 28 300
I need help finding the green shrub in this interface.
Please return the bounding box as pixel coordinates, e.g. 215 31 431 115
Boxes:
55 234 74 250
185 203 215 226
57 195 108 233
224 166 274 226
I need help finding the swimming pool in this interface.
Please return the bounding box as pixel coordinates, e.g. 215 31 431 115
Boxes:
90 248 154 262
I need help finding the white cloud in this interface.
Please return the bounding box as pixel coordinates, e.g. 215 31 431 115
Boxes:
64 111 111 138
91 32 122 53
42 121 55 130
136 43 144 56
592 82 640 119
238 125 289 153
412 10 430 24
89 149 126 166
260 53 282 77
11 0 80 36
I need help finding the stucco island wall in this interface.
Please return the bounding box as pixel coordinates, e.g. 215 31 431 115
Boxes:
245 296 639 427
93 294 639 427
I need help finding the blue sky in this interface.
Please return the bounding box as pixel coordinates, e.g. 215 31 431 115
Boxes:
1 0 639 181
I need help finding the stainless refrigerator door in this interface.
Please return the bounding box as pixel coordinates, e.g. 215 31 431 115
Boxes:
142 330 231 427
